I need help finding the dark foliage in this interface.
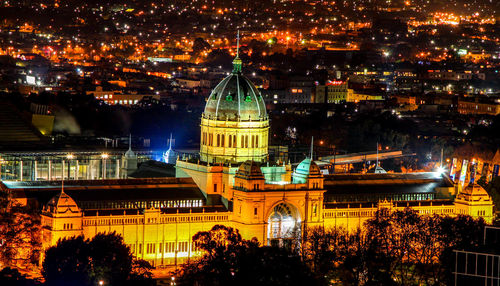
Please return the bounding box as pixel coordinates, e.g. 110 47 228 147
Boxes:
0 190 41 268
175 225 319 286
0 267 40 286
303 209 486 286
42 232 153 286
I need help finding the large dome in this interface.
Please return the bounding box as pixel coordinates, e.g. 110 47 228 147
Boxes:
199 55 270 164
203 61 267 121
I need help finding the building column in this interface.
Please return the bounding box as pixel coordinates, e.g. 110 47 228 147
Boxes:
62 160 65 180
48 160 52 180
19 160 23 181
75 160 79 180
86 160 91 179
34 160 38 180
102 159 106 179
115 159 120 179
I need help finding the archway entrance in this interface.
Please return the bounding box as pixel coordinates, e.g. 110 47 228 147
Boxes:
267 203 301 249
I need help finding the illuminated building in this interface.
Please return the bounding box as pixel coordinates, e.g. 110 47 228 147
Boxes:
314 81 383 104
0 151 153 181
87 87 161 106
457 98 500 116
163 134 177 164
2 51 495 276
4 169 492 273
427 70 486 81
346 91 383 103
198 46 269 164
314 81 350 103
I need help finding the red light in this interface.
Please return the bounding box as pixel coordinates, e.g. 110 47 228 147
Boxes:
326 81 344 86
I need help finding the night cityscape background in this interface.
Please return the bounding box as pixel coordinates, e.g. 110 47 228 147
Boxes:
0 0 499 285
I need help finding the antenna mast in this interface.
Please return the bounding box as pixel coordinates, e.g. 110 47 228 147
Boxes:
236 30 240 57
128 134 132 151
310 136 314 160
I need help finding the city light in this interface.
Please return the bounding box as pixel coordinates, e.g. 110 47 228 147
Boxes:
0 0 498 284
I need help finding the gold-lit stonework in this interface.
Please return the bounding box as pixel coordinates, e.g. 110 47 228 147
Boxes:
199 55 269 164
3 53 494 278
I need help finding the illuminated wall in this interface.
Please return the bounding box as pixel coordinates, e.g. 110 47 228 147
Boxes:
199 115 269 164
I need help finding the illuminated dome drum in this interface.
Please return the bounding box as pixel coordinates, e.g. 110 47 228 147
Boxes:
200 56 269 164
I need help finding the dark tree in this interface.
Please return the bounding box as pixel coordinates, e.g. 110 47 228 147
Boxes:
42 233 153 286
438 215 486 285
176 225 318 286
87 233 133 285
42 236 91 286
303 209 487 286
302 227 350 283
128 259 155 286
0 267 40 286
0 190 41 268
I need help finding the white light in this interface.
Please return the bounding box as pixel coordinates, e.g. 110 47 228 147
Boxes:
269 181 290 185
436 166 445 174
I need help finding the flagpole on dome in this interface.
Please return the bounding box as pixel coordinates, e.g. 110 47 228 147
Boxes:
61 177 65 194
232 30 242 73
236 30 240 58
128 134 132 152
310 136 314 160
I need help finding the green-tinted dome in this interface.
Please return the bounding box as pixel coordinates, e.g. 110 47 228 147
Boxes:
203 72 267 121
292 158 322 184
295 158 321 177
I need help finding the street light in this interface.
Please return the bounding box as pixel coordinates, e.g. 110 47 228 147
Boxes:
98 280 104 286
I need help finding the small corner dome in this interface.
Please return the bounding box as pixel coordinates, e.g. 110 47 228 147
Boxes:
203 73 267 121
294 158 321 177
124 149 136 158
459 183 490 200
236 160 264 180
46 191 80 214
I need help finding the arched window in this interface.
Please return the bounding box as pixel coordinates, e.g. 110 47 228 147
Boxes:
217 134 220 147
233 135 237 147
228 135 232 147
245 135 249 148
255 135 259 147
221 134 225 147
241 135 245 148
268 203 300 248
251 135 255 148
